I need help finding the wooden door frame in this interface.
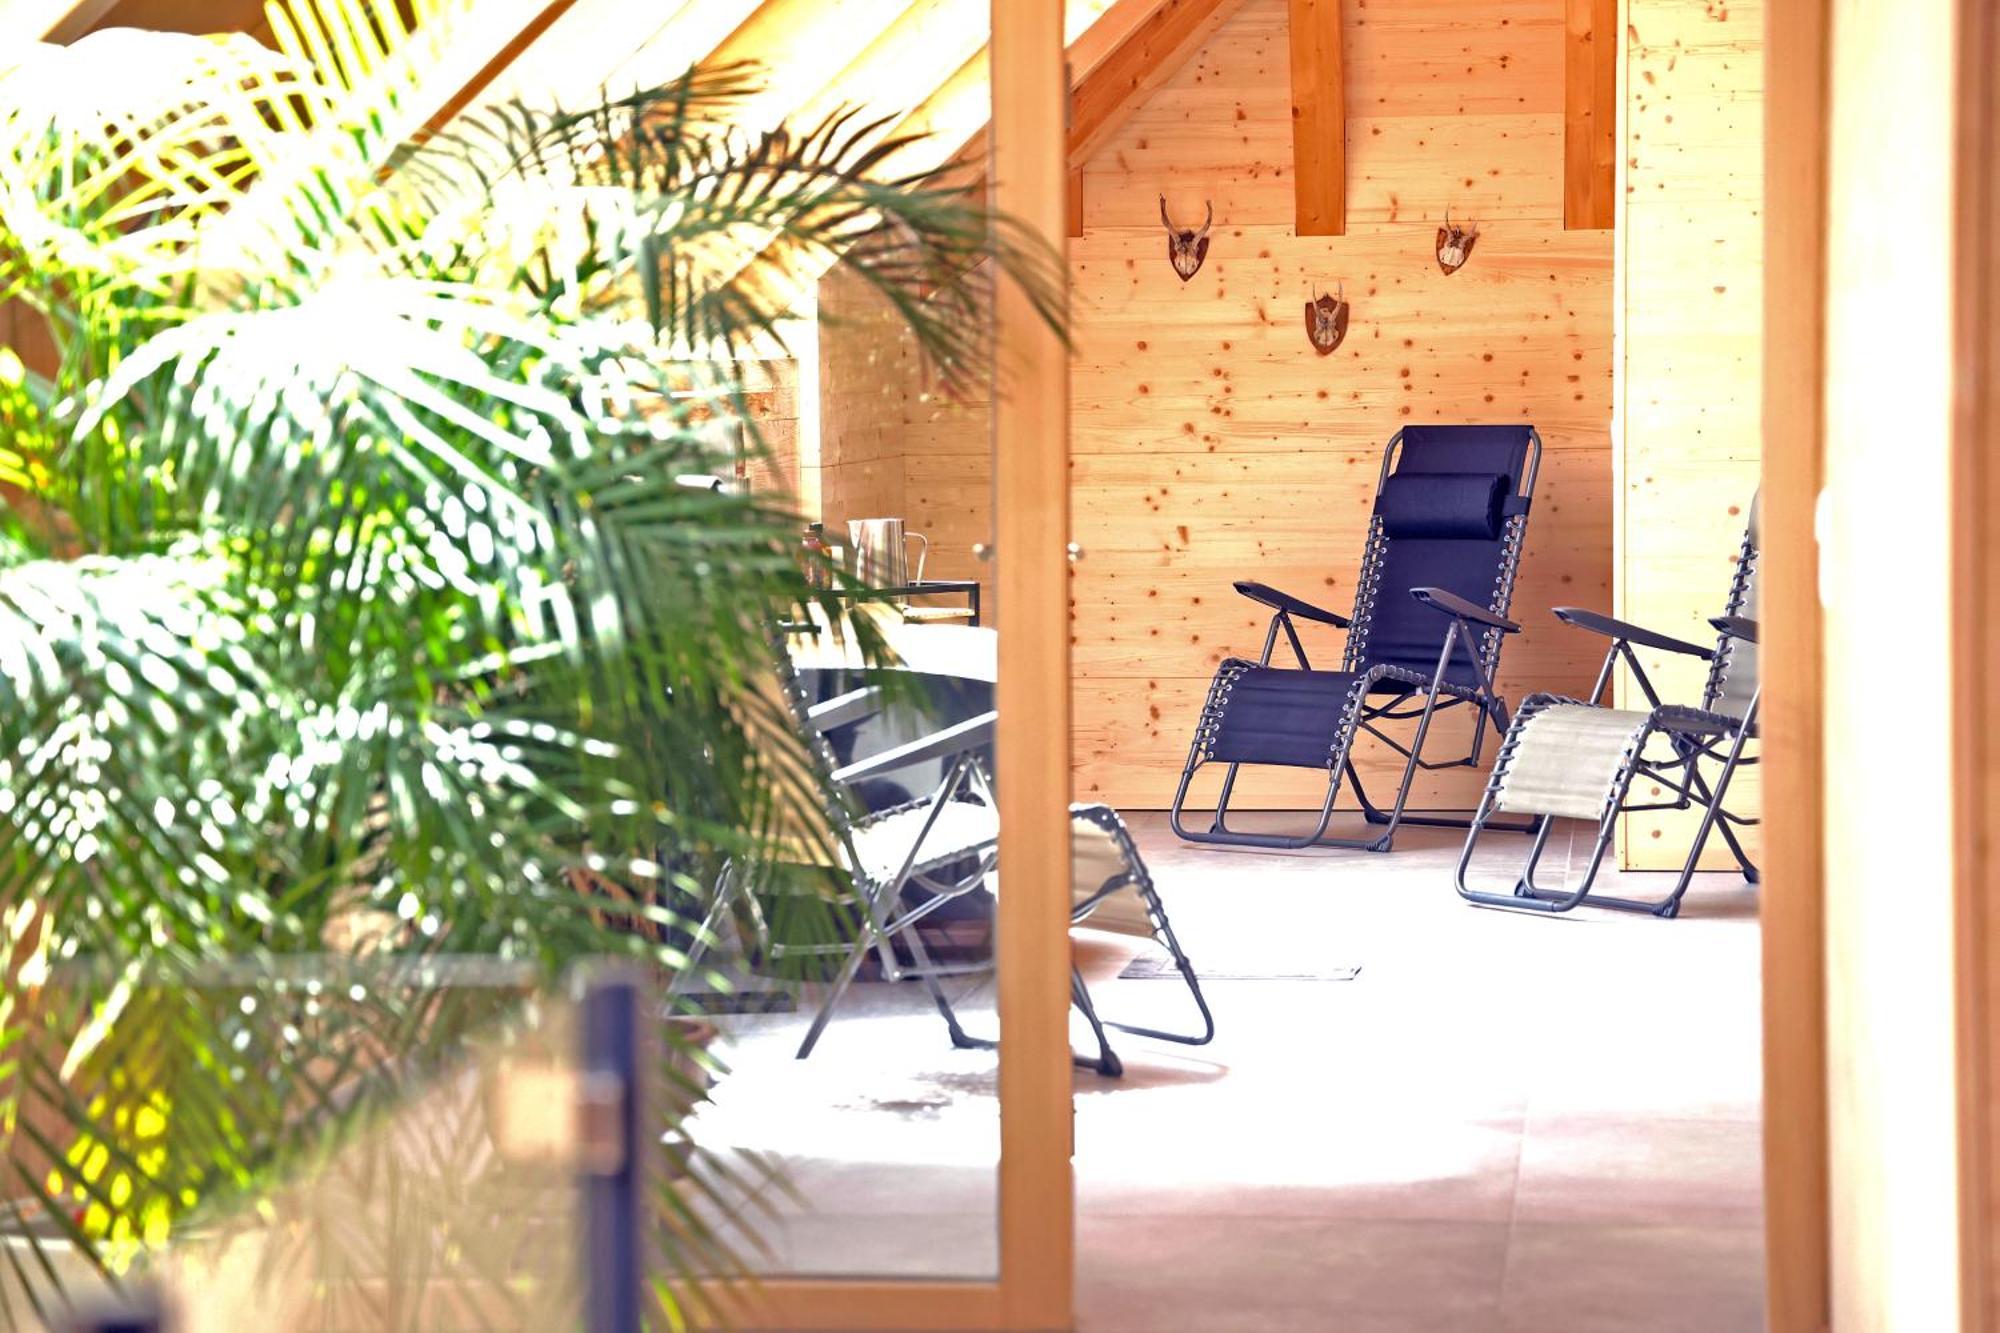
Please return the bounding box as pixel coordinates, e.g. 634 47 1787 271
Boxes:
1760 0 1831 1328
1765 0 2000 1326
711 3 1077 1329
1954 0 1999 1321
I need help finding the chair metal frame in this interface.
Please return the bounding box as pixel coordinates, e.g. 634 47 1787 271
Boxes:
1454 522 1762 917
678 653 1213 1077
1169 427 1542 852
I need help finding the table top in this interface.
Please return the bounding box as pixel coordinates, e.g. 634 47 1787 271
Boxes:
786 603 997 683
823 579 980 597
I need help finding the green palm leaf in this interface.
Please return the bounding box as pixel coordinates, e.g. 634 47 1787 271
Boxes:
0 0 1059 1321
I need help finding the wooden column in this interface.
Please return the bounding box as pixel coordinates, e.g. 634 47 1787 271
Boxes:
991 2 1074 1329
1285 0 1344 237
1563 0 1617 230
1958 0 2000 1322
1760 0 1830 1326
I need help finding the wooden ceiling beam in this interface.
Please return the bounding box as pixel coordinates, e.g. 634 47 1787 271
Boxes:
779 0 991 154
408 0 578 141
1067 0 1245 167
2 0 117 46
912 0 1244 218
1562 0 1616 229
696 0 920 137
1285 0 1343 237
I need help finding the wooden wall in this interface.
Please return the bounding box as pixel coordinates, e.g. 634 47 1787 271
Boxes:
1070 0 1613 809
809 263 914 531
1613 0 1763 867
805 260 995 616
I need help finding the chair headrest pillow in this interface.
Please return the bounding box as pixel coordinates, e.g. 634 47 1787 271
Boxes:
1376 471 1510 540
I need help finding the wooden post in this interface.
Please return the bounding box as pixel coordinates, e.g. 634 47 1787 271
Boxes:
991 2 1074 1329
1956 0 2000 1323
1285 0 1344 237
1563 0 1617 230
1760 0 1831 1325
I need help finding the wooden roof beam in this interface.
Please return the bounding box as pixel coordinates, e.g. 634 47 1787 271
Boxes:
1285 0 1343 237
1067 0 1245 167
1563 0 1616 229
2 0 118 45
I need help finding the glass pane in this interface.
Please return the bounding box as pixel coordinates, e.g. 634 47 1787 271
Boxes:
3 964 601 1328
661 0 1006 1284
0 0 1093 1314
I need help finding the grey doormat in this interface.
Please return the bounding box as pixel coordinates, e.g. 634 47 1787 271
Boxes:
1117 957 1362 982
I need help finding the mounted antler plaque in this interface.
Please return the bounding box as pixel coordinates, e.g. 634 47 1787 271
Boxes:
1304 284 1349 355
1160 196 1213 282
1436 207 1479 275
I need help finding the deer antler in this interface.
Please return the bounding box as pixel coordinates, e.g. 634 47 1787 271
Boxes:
1160 195 1175 231
1198 201 1213 235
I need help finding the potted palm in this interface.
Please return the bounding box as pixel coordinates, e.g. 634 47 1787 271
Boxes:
0 1 1057 1323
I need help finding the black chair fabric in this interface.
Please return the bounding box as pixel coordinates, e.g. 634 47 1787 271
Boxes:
1376 471 1508 540
1352 425 1535 689
1357 537 1508 687
1390 424 1535 482
1209 667 1360 769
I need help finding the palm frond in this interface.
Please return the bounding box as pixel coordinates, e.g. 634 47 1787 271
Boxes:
0 0 1062 1313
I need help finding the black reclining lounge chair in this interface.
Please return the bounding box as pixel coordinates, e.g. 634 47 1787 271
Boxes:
1170 424 1541 852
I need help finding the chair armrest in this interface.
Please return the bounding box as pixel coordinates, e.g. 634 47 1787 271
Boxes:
1410 586 1519 634
1233 580 1349 628
806 685 887 734
1709 615 1759 644
832 711 997 784
1552 607 1715 660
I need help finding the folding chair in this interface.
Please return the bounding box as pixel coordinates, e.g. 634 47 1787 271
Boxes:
681 633 1213 1077
1170 424 1542 852
1454 503 1760 917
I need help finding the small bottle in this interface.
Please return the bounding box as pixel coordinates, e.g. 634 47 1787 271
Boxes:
802 522 828 589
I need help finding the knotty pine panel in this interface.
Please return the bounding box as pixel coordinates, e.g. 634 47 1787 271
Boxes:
1616 0 1763 867
805 255 999 616
1069 446 1610 807
1084 0 1570 230
812 261 919 530
1068 0 1612 809
1347 0 1563 118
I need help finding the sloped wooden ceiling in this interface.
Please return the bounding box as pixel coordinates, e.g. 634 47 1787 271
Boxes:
455 0 1238 200
7 0 579 146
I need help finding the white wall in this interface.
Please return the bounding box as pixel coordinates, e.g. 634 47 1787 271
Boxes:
1821 0 1963 1326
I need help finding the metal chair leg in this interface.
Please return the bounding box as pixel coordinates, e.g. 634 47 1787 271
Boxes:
1070 967 1123 1078
1095 878 1216 1047
899 909 993 1051
795 930 875 1059
666 861 743 1008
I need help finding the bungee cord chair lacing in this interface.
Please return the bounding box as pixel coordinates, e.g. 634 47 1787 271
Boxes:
1169 424 1542 852
678 624 1214 1078
1453 501 1761 917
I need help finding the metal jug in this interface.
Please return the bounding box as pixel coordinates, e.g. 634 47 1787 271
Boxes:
847 518 928 589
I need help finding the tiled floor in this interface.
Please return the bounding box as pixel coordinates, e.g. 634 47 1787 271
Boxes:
683 814 1766 1331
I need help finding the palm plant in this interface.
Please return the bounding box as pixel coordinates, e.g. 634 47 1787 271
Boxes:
0 2 1056 1323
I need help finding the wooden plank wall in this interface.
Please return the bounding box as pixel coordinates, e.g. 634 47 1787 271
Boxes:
1071 0 1613 808
1614 0 1763 868
738 359 803 502
808 263 914 533
807 261 994 614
